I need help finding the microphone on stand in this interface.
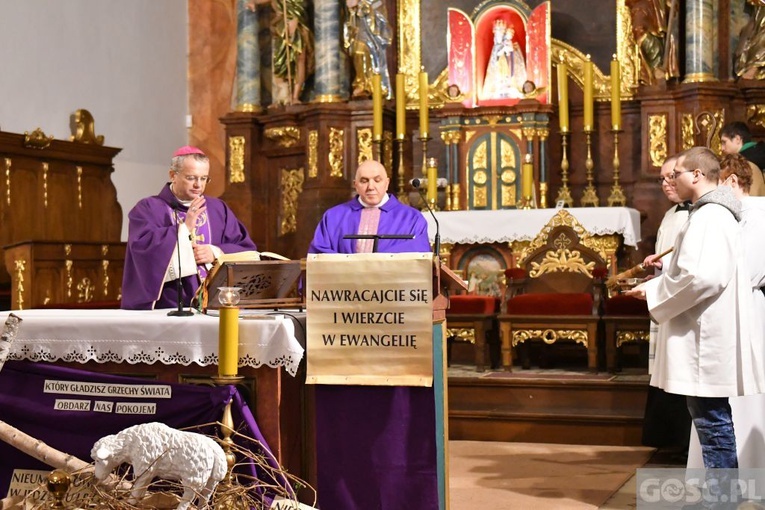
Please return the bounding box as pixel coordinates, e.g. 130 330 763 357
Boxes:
411 178 440 259
168 203 194 317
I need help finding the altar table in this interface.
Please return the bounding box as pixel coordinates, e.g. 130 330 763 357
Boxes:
3 308 305 376
423 207 641 247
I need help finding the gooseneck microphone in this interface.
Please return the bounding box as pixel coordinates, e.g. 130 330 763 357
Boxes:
412 178 440 259
168 204 194 317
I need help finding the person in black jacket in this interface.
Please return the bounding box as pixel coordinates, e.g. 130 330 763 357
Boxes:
721 121 765 171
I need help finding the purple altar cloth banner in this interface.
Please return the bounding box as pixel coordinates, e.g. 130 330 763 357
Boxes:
315 385 439 509
0 361 286 500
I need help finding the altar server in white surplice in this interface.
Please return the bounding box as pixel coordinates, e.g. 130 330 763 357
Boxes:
640 155 692 457
686 153 765 469
626 147 764 470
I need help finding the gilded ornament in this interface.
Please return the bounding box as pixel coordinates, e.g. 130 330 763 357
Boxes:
648 114 667 167
308 130 318 178
14 259 26 310
500 169 517 185
616 330 650 348
465 130 476 144
398 0 421 104
512 329 588 347
264 126 302 148
681 114 695 150
474 185 487 208
70 109 104 145
77 277 95 303
4 158 11 206
529 248 596 278
695 110 724 155
500 139 516 168
747 104 765 130
23 128 54 149
102 260 110 297
102 245 109 256
229 136 246 184
501 182 516 208
77 166 83 209
329 128 344 178
473 140 487 169
384 132 393 175
280 167 305 236
65 259 73 298
446 327 476 344
473 169 488 185
357 128 373 164
42 163 48 208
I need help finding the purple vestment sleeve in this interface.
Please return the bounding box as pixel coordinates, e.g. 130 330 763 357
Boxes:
308 194 431 254
122 184 256 310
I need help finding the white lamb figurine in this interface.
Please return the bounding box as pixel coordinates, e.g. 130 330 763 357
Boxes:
91 422 227 510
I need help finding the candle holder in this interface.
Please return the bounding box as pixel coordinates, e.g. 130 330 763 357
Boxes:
607 129 627 206
539 182 548 208
555 130 574 207
419 134 431 178
580 130 599 207
212 286 243 506
373 135 383 162
450 183 461 211
395 136 407 202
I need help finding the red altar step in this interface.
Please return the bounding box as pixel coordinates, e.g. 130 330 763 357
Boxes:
447 369 649 446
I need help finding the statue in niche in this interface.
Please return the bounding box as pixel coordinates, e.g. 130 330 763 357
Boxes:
482 20 527 100
343 0 392 99
735 0 765 80
270 0 315 104
626 0 679 85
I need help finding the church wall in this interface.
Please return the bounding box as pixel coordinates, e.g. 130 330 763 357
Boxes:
0 0 189 242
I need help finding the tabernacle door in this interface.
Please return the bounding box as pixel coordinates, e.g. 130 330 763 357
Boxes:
306 252 449 510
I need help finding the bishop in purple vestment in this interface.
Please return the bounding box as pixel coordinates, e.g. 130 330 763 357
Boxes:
308 160 439 510
122 146 256 310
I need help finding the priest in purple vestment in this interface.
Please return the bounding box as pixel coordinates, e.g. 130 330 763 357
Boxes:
122 146 256 310
308 160 439 510
309 159 430 254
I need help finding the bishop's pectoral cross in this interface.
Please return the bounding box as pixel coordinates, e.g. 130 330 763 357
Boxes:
189 231 205 244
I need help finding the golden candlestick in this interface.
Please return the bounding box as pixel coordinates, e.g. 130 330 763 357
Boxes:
212 287 244 507
607 129 627 206
396 137 407 202
450 183 461 210
580 130 599 207
373 137 383 162
555 130 574 207
539 182 548 208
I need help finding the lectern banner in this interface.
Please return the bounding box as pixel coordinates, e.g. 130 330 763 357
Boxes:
306 253 433 386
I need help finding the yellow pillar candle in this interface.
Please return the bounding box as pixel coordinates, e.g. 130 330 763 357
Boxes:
396 73 406 139
372 73 383 140
557 63 569 132
419 69 429 138
218 306 239 377
427 159 438 203
583 55 594 131
522 154 534 199
610 55 621 130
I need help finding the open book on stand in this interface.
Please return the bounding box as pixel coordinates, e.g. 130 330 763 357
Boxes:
196 251 305 311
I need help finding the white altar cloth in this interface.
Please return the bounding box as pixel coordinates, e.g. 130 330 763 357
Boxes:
423 207 641 247
1 308 305 376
